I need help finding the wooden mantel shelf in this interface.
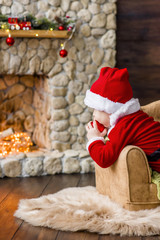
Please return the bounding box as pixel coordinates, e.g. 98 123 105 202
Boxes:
0 29 71 38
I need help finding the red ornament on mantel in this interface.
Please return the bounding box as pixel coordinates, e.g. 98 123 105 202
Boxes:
6 34 15 46
59 49 68 58
67 26 72 31
58 25 65 30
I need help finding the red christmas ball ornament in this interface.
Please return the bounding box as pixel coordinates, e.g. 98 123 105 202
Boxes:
6 35 15 46
59 49 68 58
58 25 65 30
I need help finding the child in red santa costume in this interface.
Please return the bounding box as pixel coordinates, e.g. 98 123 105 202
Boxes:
84 67 160 172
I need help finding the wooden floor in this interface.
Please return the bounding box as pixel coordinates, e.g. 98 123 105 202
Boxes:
0 173 160 240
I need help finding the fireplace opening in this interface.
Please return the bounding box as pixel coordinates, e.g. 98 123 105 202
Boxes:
0 74 51 157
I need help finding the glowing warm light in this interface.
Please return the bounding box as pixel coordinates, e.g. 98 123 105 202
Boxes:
50 28 53 31
61 43 64 47
0 132 33 158
1 25 4 29
35 33 39 36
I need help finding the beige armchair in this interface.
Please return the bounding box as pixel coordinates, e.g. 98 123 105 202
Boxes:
95 100 160 211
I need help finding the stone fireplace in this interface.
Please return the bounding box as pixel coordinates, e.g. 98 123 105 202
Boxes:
0 0 117 177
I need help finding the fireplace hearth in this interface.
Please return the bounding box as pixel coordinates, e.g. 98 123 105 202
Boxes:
0 148 94 178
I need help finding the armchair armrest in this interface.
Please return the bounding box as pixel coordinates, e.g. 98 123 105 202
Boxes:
123 145 154 202
95 145 158 209
122 145 151 184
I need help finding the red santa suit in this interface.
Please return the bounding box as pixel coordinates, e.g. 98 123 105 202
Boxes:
84 67 160 172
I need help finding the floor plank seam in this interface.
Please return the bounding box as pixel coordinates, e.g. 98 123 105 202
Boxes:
0 189 12 205
0 178 22 205
77 174 83 187
55 230 61 240
39 176 53 196
10 220 24 240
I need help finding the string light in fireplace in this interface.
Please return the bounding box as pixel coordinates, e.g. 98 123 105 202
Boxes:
0 132 33 158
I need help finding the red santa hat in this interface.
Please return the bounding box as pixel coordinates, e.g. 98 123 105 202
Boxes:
84 67 140 127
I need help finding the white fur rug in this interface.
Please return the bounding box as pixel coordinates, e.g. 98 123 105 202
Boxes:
14 186 160 236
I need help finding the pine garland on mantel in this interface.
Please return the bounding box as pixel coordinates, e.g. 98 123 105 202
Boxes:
0 12 76 57
0 13 76 31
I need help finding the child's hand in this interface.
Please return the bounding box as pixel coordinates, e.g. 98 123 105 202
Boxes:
86 120 108 140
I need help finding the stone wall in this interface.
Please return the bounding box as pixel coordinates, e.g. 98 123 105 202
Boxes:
0 0 117 153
